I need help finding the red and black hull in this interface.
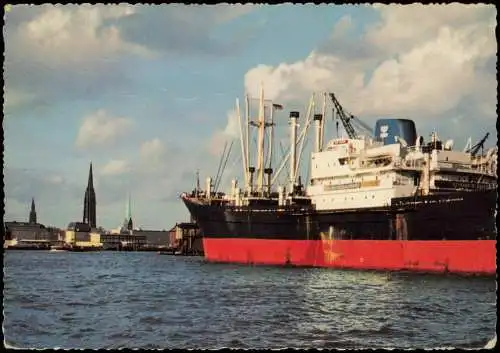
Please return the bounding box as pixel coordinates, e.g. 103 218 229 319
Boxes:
181 190 497 275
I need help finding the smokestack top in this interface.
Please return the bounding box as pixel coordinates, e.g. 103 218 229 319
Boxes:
289 111 299 119
313 114 323 121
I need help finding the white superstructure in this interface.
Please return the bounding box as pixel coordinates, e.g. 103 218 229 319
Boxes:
307 133 497 211
188 89 497 212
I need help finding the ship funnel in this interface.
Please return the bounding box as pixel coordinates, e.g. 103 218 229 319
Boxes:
314 114 323 153
289 111 299 194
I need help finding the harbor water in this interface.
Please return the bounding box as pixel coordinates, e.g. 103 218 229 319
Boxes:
3 251 496 349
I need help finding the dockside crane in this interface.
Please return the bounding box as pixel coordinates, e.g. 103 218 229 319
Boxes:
328 93 373 139
467 132 490 157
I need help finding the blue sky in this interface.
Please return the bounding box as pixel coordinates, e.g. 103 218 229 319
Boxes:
4 4 496 230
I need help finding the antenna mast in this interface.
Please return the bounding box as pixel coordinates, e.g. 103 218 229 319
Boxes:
236 98 248 188
320 92 327 150
245 94 251 195
196 170 200 194
295 93 315 182
256 83 266 195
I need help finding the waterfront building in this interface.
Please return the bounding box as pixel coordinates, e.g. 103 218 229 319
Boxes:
133 229 171 247
4 198 60 248
105 194 167 249
64 222 102 249
100 233 147 250
167 222 203 255
65 222 92 243
83 162 97 228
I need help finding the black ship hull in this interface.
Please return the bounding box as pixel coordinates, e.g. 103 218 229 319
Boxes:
181 189 497 274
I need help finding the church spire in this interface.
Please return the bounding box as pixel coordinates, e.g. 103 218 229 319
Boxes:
88 162 94 188
29 197 37 224
125 192 133 231
126 192 132 220
83 162 97 228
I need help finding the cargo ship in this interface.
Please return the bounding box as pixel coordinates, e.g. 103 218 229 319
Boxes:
181 87 497 275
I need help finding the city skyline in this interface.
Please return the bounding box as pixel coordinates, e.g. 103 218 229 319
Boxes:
4 4 496 229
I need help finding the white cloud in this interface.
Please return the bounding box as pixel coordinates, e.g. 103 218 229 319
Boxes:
140 138 166 165
9 4 151 69
367 4 494 55
4 5 154 113
101 159 130 176
76 109 133 149
208 109 241 156
330 15 352 39
245 54 357 103
244 4 496 125
4 4 257 113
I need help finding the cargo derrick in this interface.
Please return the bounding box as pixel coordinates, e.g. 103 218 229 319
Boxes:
328 93 373 140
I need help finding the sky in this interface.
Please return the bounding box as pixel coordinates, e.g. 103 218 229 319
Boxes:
3 4 497 230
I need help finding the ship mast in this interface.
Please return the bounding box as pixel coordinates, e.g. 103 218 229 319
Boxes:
320 92 327 151
289 111 299 194
256 83 266 196
236 98 248 189
245 94 251 195
295 94 315 183
196 169 200 195
242 85 281 197
265 103 280 195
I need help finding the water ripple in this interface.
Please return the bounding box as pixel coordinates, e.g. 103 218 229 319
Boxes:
3 251 496 349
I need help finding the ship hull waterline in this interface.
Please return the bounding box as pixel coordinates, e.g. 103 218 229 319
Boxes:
202 238 496 275
182 189 497 276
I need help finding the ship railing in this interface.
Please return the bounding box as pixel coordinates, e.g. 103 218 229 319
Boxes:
405 145 421 153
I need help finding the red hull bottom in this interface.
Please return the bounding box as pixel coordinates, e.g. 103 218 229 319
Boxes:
203 238 496 275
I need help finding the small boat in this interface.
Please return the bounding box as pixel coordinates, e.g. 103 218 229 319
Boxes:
50 245 68 252
50 248 67 252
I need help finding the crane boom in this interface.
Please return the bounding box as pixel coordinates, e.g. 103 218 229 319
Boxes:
329 93 357 139
328 92 373 139
467 132 490 157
